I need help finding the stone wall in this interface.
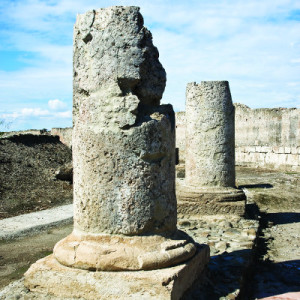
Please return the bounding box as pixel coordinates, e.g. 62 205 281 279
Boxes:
50 127 72 148
175 104 300 172
235 103 300 171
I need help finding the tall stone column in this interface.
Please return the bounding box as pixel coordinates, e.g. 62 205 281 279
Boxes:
177 81 246 216
24 7 209 299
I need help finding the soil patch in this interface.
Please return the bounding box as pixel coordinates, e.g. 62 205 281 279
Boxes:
0 134 72 219
0 224 72 289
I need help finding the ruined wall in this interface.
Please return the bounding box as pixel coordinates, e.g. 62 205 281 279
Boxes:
235 104 300 171
175 104 300 172
51 127 72 148
1 129 49 138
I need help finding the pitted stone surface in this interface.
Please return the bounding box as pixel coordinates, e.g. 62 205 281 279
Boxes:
185 81 235 188
49 6 197 275
71 6 175 236
73 6 166 124
22 9 202 300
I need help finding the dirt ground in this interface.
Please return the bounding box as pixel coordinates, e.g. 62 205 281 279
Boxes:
0 134 73 219
0 224 72 290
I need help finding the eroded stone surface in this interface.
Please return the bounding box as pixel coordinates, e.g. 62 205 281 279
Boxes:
178 81 245 216
71 6 175 236
185 81 235 187
176 179 246 216
50 5 197 275
22 8 204 299
73 6 166 123
54 230 196 271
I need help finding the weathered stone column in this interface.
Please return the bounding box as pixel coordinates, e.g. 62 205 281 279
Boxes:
24 7 209 299
177 81 246 216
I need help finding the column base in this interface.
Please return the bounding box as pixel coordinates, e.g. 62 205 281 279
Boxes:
24 245 209 300
177 179 246 217
53 230 197 271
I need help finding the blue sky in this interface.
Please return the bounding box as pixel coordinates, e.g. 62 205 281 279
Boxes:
0 0 300 131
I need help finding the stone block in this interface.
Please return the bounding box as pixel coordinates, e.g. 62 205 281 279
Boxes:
265 152 277 164
176 181 246 217
278 147 285 154
286 154 299 166
247 146 256 153
258 152 266 162
291 147 298 155
277 154 287 165
24 248 209 300
285 147 291 154
260 146 270 153
255 146 261 152
273 146 280 153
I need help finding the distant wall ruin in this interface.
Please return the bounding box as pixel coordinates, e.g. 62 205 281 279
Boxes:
1 129 49 138
176 104 300 172
50 127 72 148
235 104 300 171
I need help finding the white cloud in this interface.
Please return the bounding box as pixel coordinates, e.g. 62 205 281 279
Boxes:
0 0 300 130
48 99 67 111
1 104 72 131
21 108 50 116
290 59 300 63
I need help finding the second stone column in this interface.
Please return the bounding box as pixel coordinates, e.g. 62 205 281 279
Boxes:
177 81 246 216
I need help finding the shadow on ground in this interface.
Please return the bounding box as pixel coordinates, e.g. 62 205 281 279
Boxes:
251 260 300 299
238 184 273 189
183 249 254 299
266 212 300 225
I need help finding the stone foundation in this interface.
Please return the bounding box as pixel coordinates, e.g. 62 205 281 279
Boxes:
24 245 209 300
176 180 246 217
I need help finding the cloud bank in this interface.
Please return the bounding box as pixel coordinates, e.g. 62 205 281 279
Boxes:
0 0 299 130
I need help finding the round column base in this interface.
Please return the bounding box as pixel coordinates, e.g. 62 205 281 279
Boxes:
53 229 196 271
177 179 246 216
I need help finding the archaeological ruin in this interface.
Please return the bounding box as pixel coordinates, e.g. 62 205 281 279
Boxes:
0 5 299 300
22 6 209 299
235 104 300 172
176 81 246 216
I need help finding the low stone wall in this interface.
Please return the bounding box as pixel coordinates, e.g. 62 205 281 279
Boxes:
236 145 300 171
50 127 72 148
